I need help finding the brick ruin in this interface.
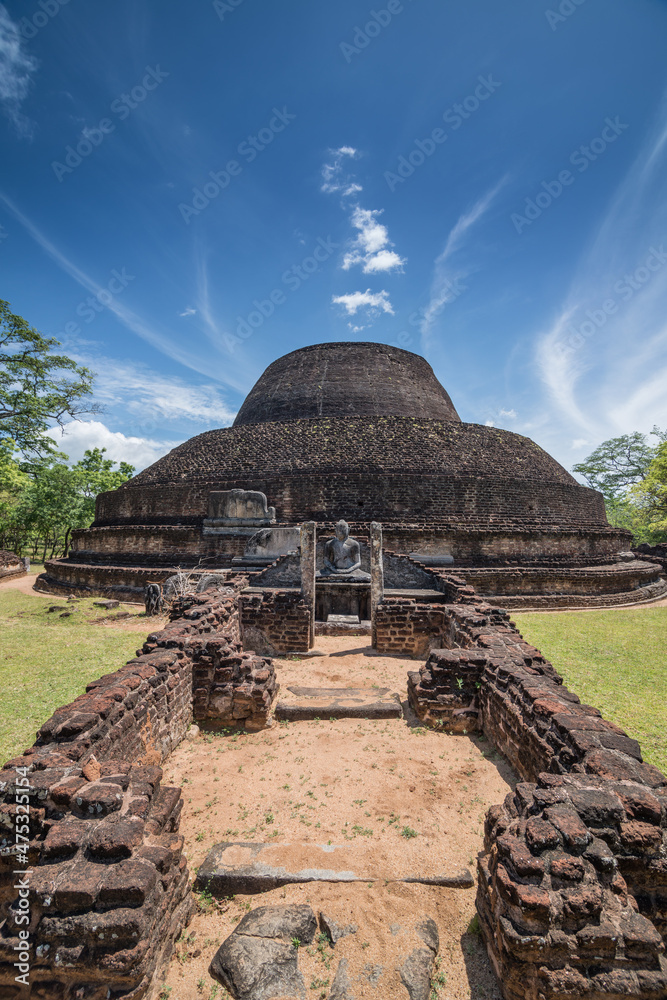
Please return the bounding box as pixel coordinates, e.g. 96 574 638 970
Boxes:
0 580 279 999
35 342 666 610
3 340 666 997
0 550 26 582
2 551 666 999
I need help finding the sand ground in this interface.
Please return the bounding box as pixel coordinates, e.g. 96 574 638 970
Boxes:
159 640 516 999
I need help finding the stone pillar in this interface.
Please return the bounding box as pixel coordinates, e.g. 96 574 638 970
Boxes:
300 521 316 648
370 521 384 647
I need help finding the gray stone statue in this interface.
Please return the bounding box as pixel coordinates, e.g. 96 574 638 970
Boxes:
144 582 163 616
318 520 370 581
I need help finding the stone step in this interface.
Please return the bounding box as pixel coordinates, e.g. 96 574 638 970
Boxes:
194 841 474 896
274 685 402 721
315 617 372 637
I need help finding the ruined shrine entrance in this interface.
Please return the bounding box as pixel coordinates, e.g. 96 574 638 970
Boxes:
315 579 371 622
161 633 514 1000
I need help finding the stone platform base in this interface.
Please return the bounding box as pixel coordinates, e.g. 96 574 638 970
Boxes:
482 575 667 611
274 685 402 720
460 559 664 600
36 556 666 611
195 841 474 895
35 560 236 601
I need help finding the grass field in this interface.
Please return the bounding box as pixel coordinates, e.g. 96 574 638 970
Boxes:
0 589 150 763
515 607 667 774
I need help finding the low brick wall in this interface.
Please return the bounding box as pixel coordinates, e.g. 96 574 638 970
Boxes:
239 588 311 654
375 597 450 658
461 560 663 596
36 560 177 601
0 587 278 998
374 570 479 657
407 601 667 998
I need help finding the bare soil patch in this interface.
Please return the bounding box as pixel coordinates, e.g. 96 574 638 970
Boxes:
160 638 515 999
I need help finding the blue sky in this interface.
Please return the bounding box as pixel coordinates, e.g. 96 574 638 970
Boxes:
1 0 667 473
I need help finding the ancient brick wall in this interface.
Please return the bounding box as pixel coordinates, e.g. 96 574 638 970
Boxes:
480 775 666 1000
406 601 667 997
239 588 312 654
233 342 461 425
92 416 610 533
0 755 191 1000
462 560 662 596
0 551 26 581
96 471 610 532
35 560 178 600
482 577 667 611
0 589 278 998
67 525 249 566
374 598 451 658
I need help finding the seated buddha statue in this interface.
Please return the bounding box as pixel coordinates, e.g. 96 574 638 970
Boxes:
318 520 370 581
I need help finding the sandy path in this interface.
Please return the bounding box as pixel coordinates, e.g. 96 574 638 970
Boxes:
0 572 51 595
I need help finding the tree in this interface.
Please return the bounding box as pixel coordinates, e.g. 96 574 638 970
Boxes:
631 441 667 541
0 439 30 554
573 428 667 544
0 447 135 559
0 299 99 459
572 428 665 501
71 447 135 526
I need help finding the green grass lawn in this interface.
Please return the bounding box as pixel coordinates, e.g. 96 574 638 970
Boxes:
0 589 151 763
515 607 667 774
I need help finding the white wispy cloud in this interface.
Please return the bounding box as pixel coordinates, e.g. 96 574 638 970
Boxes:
45 419 179 472
535 95 667 445
321 147 406 327
77 356 237 428
321 146 362 196
331 289 394 317
420 179 506 350
0 5 38 137
342 206 406 274
179 306 197 317
0 194 251 393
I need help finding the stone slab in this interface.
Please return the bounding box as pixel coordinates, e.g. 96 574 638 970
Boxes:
274 685 402 720
194 842 474 896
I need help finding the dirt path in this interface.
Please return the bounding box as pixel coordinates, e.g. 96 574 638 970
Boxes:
0 572 50 596
160 639 515 1000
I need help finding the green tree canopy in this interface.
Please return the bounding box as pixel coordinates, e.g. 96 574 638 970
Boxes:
0 447 135 559
572 428 666 502
573 428 667 545
631 440 667 539
1 299 99 459
71 447 135 525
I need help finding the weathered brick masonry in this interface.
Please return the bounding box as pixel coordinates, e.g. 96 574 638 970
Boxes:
0 587 278 998
38 342 663 608
238 588 312 655
407 603 667 998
